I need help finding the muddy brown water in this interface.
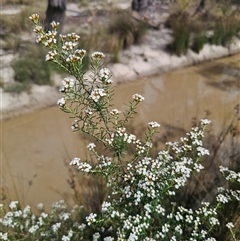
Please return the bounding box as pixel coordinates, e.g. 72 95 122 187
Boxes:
1 54 240 211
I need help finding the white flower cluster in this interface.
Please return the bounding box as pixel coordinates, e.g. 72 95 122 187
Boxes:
101 201 111 212
92 52 105 59
71 120 79 130
63 77 75 89
148 121 160 129
46 50 57 61
99 68 112 84
95 156 112 170
0 232 8 240
62 230 73 241
86 213 97 225
87 143 96 151
105 127 147 156
70 157 92 173
90 88 107 102
0 200 88 240
30 14 88 67
85 107 94 115
83 119 227 240
57 97 66 107
220 165 240 183
132 93 144 102
110 109 121 116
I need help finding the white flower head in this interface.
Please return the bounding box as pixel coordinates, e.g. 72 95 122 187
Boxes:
90 88 106 102
75 49 86 58
67 33 80 41
46 30 57 38
92 51 105 59
104 237 114 241
105 78 113 84
101 201 111 212
41 212 48 219
148 121 160 129
226 222 234 229
93 232 100 241
117 127 126 136
45 50 58 61
110 109 121 115
33 25 43 34
99 68 112 84
99 68 111 78
145 141 153 148
70 157 81 166
216 193 229 203
78 223 86 231
59 86 66 93
66 54 80 63
29 13 39 23
57 97 66 107
201 119 211 125
62 77 75 89
60 34 67 41
9 201 18 210
87 143 96 151
29 225 39 234
196 146 210 156
209 217 220 226
37 203 44 210
44 37 57 47
71 120 79 130
86 213 97 225
52 222 61 232
50 21 60 29
62 41 77 51
0 232 8 240
78 162 92 173
132 93 144 102
85 107 93 115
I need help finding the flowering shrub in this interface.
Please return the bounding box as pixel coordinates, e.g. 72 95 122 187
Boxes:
0 14 239 241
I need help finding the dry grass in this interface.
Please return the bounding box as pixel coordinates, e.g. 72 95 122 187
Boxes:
169 0 198 15
64 8 148 63
1 0 39 5
166 0 240 55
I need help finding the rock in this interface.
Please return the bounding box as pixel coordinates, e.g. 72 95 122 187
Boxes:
110 63 138 83
0 7 21 15
170 54 190 69
0 53 17 84
1 53 15 66
1 85 62 120
66 3 81 17
209 45 229 59
229 37 240 55
1 67 15 84
52 72 65 87
129 55 156 76
116 2 131 10
187 49 206 64
143 46 160 58
148 49 171 71
128 45 144 55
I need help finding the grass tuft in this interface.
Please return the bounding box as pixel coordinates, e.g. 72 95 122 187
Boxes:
12 44 52 92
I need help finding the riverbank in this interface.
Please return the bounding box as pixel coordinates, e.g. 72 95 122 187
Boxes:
1 1 240 121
